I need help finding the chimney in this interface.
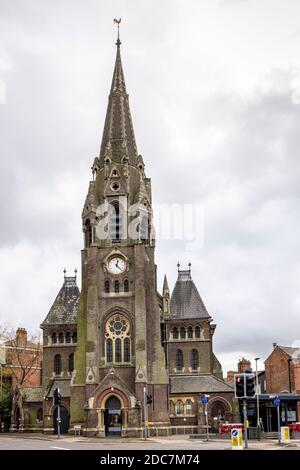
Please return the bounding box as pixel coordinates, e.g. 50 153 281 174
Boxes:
16 328 27 348
273 342 277 349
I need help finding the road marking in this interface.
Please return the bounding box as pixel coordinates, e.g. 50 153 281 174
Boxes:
50 446 70 450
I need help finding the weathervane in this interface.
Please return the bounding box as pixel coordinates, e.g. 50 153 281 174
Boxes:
113 18 122 46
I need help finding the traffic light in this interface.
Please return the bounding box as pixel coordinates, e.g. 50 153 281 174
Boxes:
245 374 256 397
234 374 245 398
53 388 61 406
146 395 153 405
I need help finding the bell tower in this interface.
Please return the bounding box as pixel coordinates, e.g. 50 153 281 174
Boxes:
70 27 170 437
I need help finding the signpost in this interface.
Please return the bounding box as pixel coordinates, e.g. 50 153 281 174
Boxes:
200 395 209 441
273 395 281 445
231 428 243 450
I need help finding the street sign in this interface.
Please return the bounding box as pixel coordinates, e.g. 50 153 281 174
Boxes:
280 426 290 443
231 428 243 450
201 396 209 404
273 396 281 407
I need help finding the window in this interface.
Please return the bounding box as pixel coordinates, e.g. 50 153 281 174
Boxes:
68 353 74 373
58 333 64 344
180 327 186 339
124 337 130 362
175 400 184 415
51 332 57 344
54 354 61 375
176 349 183 371
65 332 71 344
124 279 129 292
105 314 131 364
172 328 178 339
106 339 113 363
37 408 43 422
115 280 120 293
191 349 199 371
169 401 175 415
72 332 77 344
187 326 193 339
195 326 201 338
186 399 193 415
115 338 122 362
85 219 92 247
104 280 110 293
109 202 121 241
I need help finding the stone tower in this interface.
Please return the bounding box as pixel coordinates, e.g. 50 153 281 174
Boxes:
70 36 170 437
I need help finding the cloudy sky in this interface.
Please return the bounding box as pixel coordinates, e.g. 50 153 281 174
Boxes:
1 0 300 374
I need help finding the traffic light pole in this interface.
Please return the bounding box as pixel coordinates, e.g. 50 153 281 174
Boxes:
205 402 209 441
57 404 61 439
277 404 280 445
243 399 248 449
143 386 148 440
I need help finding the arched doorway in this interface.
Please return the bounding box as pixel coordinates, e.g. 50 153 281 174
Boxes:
53 406 69 435
210 400 228 432
15 405 21 430
104 395 122 436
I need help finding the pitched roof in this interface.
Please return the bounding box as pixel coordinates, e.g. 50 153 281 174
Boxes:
23 387 44 402
170 269 209 319
170 374 233 394
46 379 71 398
99 41 138 166
41 276 80 327
278 346 300 358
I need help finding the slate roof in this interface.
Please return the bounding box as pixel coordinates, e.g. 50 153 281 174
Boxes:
23 387 44 402
46 379 71 398
41 276 80 327
170 270 209 319
278 346 300 359
170 374 233 394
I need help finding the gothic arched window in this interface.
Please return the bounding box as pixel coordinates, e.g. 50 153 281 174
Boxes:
58 332 64 344
72 332 77 344
104 279 110 293
172 328 178 339
180 327 186 339
186 399 193 415
68 353 74 373
124 279 129 292
187 326 193 339
54 354 61 375
109 201 121 241
85 219 92 247
191 349 199 371
65 332 71 344
115 280 120 293
51 332 57 344
105 314 131 364
176 400 184 415
169 401 175 415
176 349 183 371
195 326 201 338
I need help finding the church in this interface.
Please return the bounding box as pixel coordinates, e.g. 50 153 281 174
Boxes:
12 34 238 437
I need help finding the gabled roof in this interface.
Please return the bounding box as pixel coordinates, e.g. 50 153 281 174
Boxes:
41 276 80 327
170 374 233 394
22 387 44 402
170 269 209 319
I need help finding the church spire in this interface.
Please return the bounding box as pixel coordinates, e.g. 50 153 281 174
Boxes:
99 22 138 166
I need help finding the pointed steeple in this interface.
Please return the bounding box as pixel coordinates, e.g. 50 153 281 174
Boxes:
163 275 169 294
99 37 138 166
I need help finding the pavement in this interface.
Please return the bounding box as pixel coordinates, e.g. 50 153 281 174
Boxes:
0 433 299 450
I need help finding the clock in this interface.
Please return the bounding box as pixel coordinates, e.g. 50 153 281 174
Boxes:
107 256 126 275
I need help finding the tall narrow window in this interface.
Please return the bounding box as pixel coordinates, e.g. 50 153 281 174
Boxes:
115 280 120 293
191 349 199 371
104 280 110 293
110 202 121 241
180 327 186 339
176 349 183 371
68 353 74 373
169 401 175 415
54 354 61 375
187 326 193 339
51 332 57 344
124 337 131 362
37 408 43 422
115 338 122 362
65 332 71 344
186 399 193 415
72 332 77 344
176 400 184 415
195 326 201 338
106 339 113 363
172 328 178 339
58 332 64 344
139 212 150 241
85 219 92 247
124 279 129 292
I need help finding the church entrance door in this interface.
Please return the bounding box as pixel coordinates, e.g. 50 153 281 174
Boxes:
104 396 122 436
53 406 69 434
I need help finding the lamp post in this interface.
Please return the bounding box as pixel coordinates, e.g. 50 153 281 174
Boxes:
254 357 260 439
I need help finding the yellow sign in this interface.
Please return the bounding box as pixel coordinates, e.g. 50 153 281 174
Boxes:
280 426 290 443
231 428 243 450
146 419 149 428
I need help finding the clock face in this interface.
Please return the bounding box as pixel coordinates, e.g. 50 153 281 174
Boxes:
107 257 126 275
